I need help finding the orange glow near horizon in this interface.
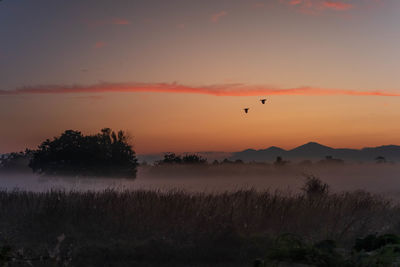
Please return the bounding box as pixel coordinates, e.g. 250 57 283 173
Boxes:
1 92 399 154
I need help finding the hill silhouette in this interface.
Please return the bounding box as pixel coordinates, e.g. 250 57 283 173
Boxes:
230 142 400 162
137 142 400 163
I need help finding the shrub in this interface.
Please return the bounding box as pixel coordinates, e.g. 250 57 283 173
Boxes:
301 174 329 197
274 156 289 166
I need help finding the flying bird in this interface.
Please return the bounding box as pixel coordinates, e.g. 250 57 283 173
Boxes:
243 108 249 114
260 99 267 104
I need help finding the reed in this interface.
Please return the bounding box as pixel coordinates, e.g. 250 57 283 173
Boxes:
0 184 398 266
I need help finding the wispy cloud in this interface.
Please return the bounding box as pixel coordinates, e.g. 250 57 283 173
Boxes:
176 23 185 29
1 82 399 97
285 0 353 13
289 0 303 5
85 18 131 27
94 41 106 49
323 1 353 10
210 11 228 23
251 2 266 8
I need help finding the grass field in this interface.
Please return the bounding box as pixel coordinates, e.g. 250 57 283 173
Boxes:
0 178 399 266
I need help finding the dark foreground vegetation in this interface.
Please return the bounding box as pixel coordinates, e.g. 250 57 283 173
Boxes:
1 177 400 266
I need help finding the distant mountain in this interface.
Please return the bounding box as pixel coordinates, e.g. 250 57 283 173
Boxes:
230 142 400 162
137 143 400 164
228 146 287 162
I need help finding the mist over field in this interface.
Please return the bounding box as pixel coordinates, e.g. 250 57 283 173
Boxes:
2 163 400 198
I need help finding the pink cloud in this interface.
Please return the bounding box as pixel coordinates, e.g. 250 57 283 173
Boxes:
290 0 303 5
210 11 228 23
252 2 266 8
323 1 353 10
285 0 353 12
1 82 399 97
176 23 185 29
94 42 106 49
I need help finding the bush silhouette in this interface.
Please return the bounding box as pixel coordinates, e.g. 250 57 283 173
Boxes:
157 153 182 164
375 156 387 164
182 154 207 164
301 174 329 198
156 153 207 165
274 156 289 166
29 128 138 177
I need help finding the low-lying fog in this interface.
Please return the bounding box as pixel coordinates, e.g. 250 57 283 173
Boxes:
1 164 400 199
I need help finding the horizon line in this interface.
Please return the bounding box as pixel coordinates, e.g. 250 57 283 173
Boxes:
137 142 400 155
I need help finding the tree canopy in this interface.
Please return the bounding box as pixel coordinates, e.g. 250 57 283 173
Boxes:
156 153 207 165
29 128 138 177
0 151 32 173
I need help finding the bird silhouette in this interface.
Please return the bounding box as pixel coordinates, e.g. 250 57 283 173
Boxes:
243 108 249 114
260 99 267 104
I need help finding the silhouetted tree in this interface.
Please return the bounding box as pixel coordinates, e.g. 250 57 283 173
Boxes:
375 156 387 164
156 153 182 165
29 128 137 177
274 156 289 166
234 159 244 164
0 151 32 172
221 158 234 164
301 174 329 198
318 156 344 165
156 153 207 165
182 154 207 164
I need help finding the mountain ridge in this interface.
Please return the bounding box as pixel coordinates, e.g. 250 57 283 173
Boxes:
137 142 400 163
230 142 400 162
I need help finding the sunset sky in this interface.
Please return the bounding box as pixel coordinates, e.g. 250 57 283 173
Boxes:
1 0 400 154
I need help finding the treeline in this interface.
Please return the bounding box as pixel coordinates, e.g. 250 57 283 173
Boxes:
0 150 357 176
154 153 207 165
147 154 346 167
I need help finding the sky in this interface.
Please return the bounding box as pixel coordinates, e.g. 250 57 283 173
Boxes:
1 0 400 154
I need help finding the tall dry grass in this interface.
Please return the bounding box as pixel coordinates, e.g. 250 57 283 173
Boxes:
0 186 399 266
